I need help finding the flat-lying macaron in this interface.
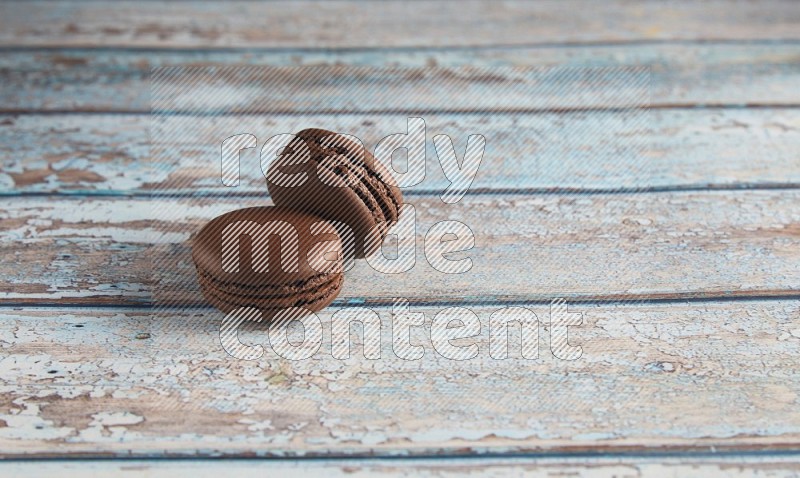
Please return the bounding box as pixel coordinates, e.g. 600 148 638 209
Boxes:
192 206 345 315
266 128 403 258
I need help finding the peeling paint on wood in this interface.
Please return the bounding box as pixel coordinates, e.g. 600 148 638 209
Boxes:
3 44 800 112
2 0 800 467
0 192 798 305
4 457 800 477
1 1 799 49
0 301 798 457
1 109 799 195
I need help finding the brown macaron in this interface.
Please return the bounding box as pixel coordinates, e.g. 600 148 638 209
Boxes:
192 206 345 315
266 128 403 258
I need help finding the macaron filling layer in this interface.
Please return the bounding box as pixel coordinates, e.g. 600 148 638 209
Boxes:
197 268 343 311
322 153 400 231
196 265 339 299
307 132 402 226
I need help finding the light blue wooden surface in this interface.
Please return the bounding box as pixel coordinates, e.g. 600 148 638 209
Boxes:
2 44 800 112
0 0 799 470
3 109 798 196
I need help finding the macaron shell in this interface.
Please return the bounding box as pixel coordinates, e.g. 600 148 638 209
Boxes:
297 128 403 224
268 156 376 258
191 206 343 288
267 128 404 258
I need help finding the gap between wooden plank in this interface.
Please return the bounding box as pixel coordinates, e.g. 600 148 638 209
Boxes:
4 184 800 200
4 38 800 53
3 292 800 311
5 105 800 116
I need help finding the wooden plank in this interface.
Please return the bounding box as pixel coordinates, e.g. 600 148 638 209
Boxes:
3 43 800 112
2 109 799 195
4 456 800 477
0 191 798 305
1 299 799 457
1 1 799 49
6 43 800 74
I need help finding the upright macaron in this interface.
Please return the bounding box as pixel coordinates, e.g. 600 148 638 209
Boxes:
192 206 345 315
266 128 403 258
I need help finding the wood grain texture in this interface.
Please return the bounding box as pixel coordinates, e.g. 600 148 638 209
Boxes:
2 109 799 195
2 0 800 467
1 1 799 49
3 43 800 112
0 192 798 306
1 300 799 457
4 456 800 477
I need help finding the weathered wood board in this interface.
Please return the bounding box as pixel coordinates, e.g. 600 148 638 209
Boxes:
1 300 799 457
4 457 800 477
1 192 798 306
2 0 800 470
3 43 800 112
2 109 799 195
1 1 798 49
